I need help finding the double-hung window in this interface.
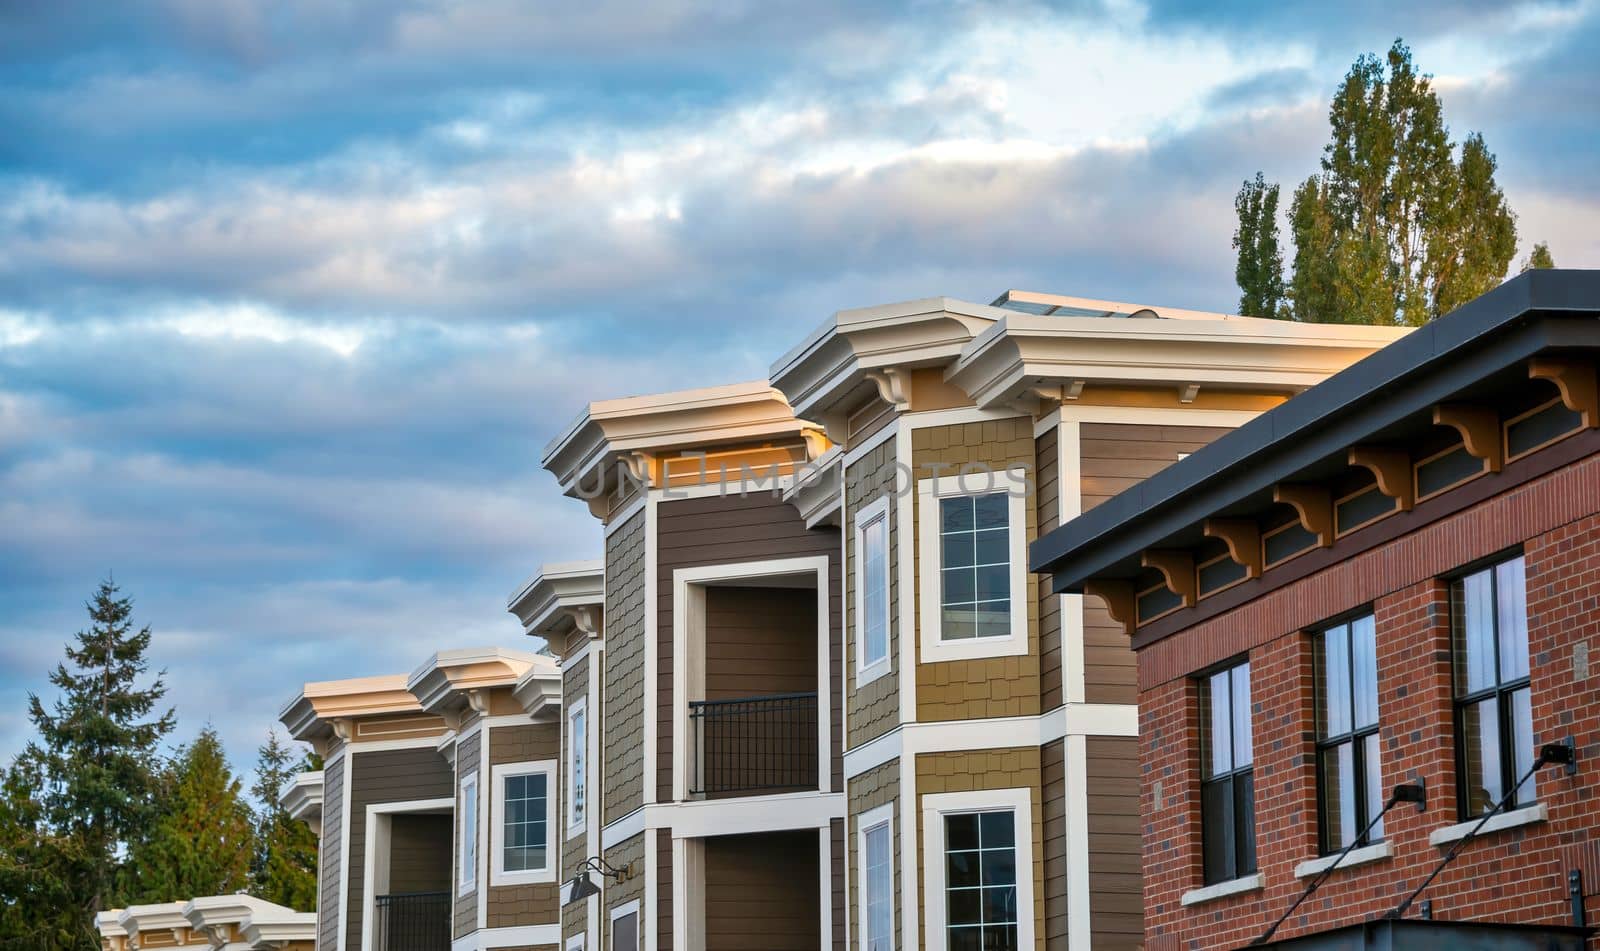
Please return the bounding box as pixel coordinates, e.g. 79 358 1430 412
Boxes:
857 804 894 951
568 697 588 836
1315 613 1382 853
918 469 1029 662
1200 660 1255 884
491 761 557 885
945 811 1018 951
1453 555 1534 818
856 496 891 682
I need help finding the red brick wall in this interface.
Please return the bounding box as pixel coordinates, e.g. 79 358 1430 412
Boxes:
1137 455 1600 949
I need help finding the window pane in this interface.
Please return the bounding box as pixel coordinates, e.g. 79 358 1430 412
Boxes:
1351 614 1379 730
947 851 980 888
1231 663 1253 769
943 567 976 605
973 493 1008 530
979 811 1014 847
974 565 1009 602
941 606 976 640
864 515 889 665
1234 771 1257 875
1363 732 1384 843
1201 777 1233 884
982 885 1017 923
1454 568 1498 695
948 887 982 925
981 849 1016 886
947 927 981 951
1321 742 1356 851
865 823 892 950
943 530 975 569
1496 557 1530 682
974 528 1008 566
1205 669 1233 778
1460 696 1503 815
612 912 637 951
1510 686 1535 805
946 813 979 850
973 601 1009 638
1320 625 1352 738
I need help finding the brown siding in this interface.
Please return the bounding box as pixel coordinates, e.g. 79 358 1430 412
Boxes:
831 818 846 950
485 723 561 928
656 491 842 802
1036 426 1062 710
346 747 455 950
911 418 1042 721
703 586 816 699
604 509 647 824
388 813 452 894
847 762 900 951
561 654 590 947
1041 738 1067 947
658 828 673 951
1078 423 1232 704
319 752 345 951
703 830 821 950
1086 736 1141 949
845 436 901 747
454 726 480 940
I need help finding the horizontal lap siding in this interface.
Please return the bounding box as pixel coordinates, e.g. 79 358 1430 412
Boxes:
1086 736 1141 949
1079 423 1231 705
347 747 454 949
1037 427 1062 711
704 830 821 950
656 492 841 803
1041 738 1067 947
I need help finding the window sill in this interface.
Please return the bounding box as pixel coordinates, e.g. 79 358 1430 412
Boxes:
1294 840 1393 879
857 656 891 687
1180 873 1262 907
1428 802 1547 846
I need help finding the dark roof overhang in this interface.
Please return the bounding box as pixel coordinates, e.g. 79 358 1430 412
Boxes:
1249 916 1592 950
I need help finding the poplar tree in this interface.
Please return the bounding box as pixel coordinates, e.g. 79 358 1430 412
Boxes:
125 727 255 902
251 731 320 910
1236 40 1526 324
1232 172 1288 318
1522 241 1556 271
17 578 174 937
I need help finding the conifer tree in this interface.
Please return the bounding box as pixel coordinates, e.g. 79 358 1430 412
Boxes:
125 727 255 902
18 578 174 935
250 731 320 910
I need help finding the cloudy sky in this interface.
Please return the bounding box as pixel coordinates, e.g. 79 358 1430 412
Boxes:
2 0 1597 776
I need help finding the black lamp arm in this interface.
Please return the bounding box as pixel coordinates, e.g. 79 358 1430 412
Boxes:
1389 740 1576 921
1252 781 1426 945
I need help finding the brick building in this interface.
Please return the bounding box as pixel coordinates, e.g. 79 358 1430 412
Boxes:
1031 270 1600 949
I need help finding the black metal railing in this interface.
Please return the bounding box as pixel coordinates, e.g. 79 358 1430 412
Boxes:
374 892 450 951
689 692 818 796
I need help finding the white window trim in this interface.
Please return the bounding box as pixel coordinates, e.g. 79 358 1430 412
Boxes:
490 760 558 886
917 468 1030 662
856 802 895 951
567 697 588 839
566 935 586 951
921 786 1035 951
607 899 641 951
855 495 893 685
458 771 479 897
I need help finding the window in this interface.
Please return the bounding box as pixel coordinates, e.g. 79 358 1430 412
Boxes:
1200 661 1255 884
568 698 588 836
458 772 478 896
856 496 891 682
1453 555 1534 818
1316 613 1382 853
918 470 1029 662
857 803 894 951
490 761 557 885
922 788 1034 951
609 901 640 951
566 936 586 951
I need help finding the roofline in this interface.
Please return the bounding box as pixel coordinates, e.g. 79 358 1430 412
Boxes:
406 646 547 713
541 379 788 469
993 289 1254 322
277 673 419 740
1031 269 1600 591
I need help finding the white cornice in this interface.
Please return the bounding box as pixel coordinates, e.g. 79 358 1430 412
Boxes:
507 559 605 641
118 903 191 939
281 769 323 825
278 674 420 742
239 910 316 948
406 647 544 715
511 663 563 720
781 447 842 529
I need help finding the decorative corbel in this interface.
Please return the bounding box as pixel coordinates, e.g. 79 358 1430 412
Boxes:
1273 484 1333 547
864 368 911 411
573 604 601 639
1529 357 1599 428
465 688 491 716
1203 518 1262 579
330 719 354 743
1348 446 1415 511
1433 404 1502 472
620 451 656 488
1063 380 1086 401
1083 579 1135 635
799 427 831 461
1179 383 1201 404
1141 550 1197 607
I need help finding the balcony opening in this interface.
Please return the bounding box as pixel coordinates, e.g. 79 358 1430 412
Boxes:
673 557 830 801
370 809 452 951
700 829 822 951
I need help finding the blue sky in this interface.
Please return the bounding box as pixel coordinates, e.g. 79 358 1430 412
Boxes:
2 0 1597 775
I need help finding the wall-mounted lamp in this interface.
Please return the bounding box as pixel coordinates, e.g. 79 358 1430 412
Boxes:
564 857 631 907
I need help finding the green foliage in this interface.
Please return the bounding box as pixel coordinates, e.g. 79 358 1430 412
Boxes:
5 578 175 946
1522 241 1556 271
1240 39 1521 325
124 727 256 903
250 732 320 910
1232 172 1288 318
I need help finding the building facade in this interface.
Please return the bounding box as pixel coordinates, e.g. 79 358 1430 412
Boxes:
97 896 315 951
1033 270 1600 949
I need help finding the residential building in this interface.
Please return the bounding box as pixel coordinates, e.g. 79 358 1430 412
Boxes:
1032 269 1600 949
528 292 1407 951
279 648 562 951
97 896 315 951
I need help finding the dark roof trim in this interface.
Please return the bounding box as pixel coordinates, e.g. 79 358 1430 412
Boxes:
1030 269 1600 592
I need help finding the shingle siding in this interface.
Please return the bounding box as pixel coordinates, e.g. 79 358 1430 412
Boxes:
845 437 901 747
603 509 647 824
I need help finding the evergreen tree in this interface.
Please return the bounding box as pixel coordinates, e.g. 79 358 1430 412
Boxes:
250 731 320 910
1522 241 1556 271
1232 172 1288 318
125 727 255 902
1241 40 1520 325
17 578 174 936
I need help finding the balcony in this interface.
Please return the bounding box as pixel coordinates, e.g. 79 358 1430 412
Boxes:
689 691 818 797
372 892 449 951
